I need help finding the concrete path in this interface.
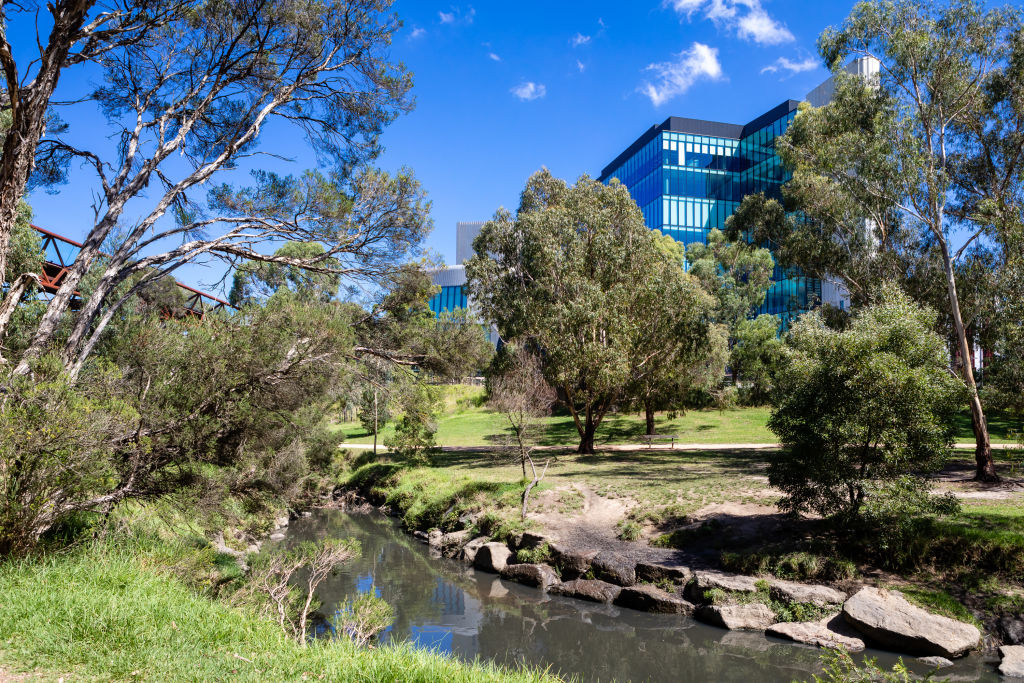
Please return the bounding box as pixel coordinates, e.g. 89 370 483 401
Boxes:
338 442 1018 452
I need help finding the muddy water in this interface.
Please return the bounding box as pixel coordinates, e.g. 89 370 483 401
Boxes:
277 510 999 682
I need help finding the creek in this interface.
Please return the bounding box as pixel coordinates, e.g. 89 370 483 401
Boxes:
277 510 999 682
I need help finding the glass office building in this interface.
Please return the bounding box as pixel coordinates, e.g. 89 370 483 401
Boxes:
598 101 820 320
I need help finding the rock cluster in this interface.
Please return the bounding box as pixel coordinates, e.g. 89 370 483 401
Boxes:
413 529 989 663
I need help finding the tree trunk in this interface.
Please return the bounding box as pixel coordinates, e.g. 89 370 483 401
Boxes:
521 455 549 521
0 0 95 287
939 241 997 481
577 413 597 455
373 390 378 456
644 399 656 436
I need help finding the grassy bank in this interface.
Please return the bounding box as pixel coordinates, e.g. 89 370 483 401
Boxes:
0 531 556 682
334 385 1021 448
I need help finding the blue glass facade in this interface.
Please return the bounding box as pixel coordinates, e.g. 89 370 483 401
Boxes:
428 284 468 315
599 101 821 320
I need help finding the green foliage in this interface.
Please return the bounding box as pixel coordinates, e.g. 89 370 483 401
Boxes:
616 520 642 541
684 228 775 329
805 649 920 683
721 550 858 582
516 542 552 564
332 592 394 647
466 170 719 452
895 586 980 628
229 241 342 306
768 285 967 519
384 382 441 462
731 314 784 405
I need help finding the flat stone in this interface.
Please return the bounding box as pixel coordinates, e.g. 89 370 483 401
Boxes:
460 536 490 563
842 587 981 659
500 563 561 592
268 532 285 541
474 542 513 573
767 614 865 651
918 656 954 669
686 570 760 603
591 551 636 586
614 584 695 615
697 603 776 630
550 579 622 604
440 530 472 558
549 544 598 580
768 579 845 607
1000 645 1024 678
636 561 692 585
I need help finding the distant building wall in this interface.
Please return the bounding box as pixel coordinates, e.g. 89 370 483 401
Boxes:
456 221 484 265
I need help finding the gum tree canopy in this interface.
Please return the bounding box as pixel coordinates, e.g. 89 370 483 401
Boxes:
730 0 1024 481
466 170 714 454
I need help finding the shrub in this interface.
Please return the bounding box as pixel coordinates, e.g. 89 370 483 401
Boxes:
617 520 642 541
768 285 967 521
516 542 551 564
384 383 440 463
331 592 394 647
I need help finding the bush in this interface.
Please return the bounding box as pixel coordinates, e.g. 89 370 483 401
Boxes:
384 383 440 462
617 520 642 541
768 285 967 521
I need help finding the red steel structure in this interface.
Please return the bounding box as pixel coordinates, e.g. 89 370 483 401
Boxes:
32 224 232 318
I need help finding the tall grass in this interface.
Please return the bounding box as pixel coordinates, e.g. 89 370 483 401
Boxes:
0 539 557 682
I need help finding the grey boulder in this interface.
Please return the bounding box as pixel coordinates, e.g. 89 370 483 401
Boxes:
767 614 865 651
440 530 472 558
636 561 692 585
1000 645 1024 678
461 536 490 563
614 584 695 615
550 579 622 604
697 603 776 630
474 542 513 573
549 544 598 580
768 579 845 607
842 587 981 658
591 551 636 586
686 570 760 602
500 563 561 592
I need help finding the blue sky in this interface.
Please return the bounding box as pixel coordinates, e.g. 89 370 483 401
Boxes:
23 0 1019 292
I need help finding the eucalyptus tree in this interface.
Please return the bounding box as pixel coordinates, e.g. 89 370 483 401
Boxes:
467 170 712 453
684 228 775 330
733 0 1022 480
12 0 422 376
0 0 189 293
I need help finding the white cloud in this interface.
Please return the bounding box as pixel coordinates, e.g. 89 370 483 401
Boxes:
410 27 426 39
664 0 794 45
641 42 722 107
576 59 586 73
571 32 591 47
439 6 474 25
511 81 547 101
760 55 818 75
489 52 501 62
737 6 794 45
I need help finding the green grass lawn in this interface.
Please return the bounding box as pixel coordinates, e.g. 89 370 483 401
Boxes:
335 385 1022 448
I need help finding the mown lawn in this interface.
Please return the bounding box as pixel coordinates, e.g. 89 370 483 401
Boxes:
334 385 1022 448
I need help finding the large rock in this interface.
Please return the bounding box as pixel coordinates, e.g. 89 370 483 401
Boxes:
460 536 490 564
767 614 865 652
427 529 443 549
917 656 953 669
1000 616 1024 646
549 544 598 579
697 603 776 630
591 551 636 586
500 563 561 592
440 530 472 558
636 561 692 585
686 570 760 603
550 579 622 604
474 542 513 573
842 587 981 658
614 584 695 615
514 531 549 550
1000 645 1024 678
768 579 845 607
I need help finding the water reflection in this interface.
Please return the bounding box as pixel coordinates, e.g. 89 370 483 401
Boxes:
277 510 999 683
